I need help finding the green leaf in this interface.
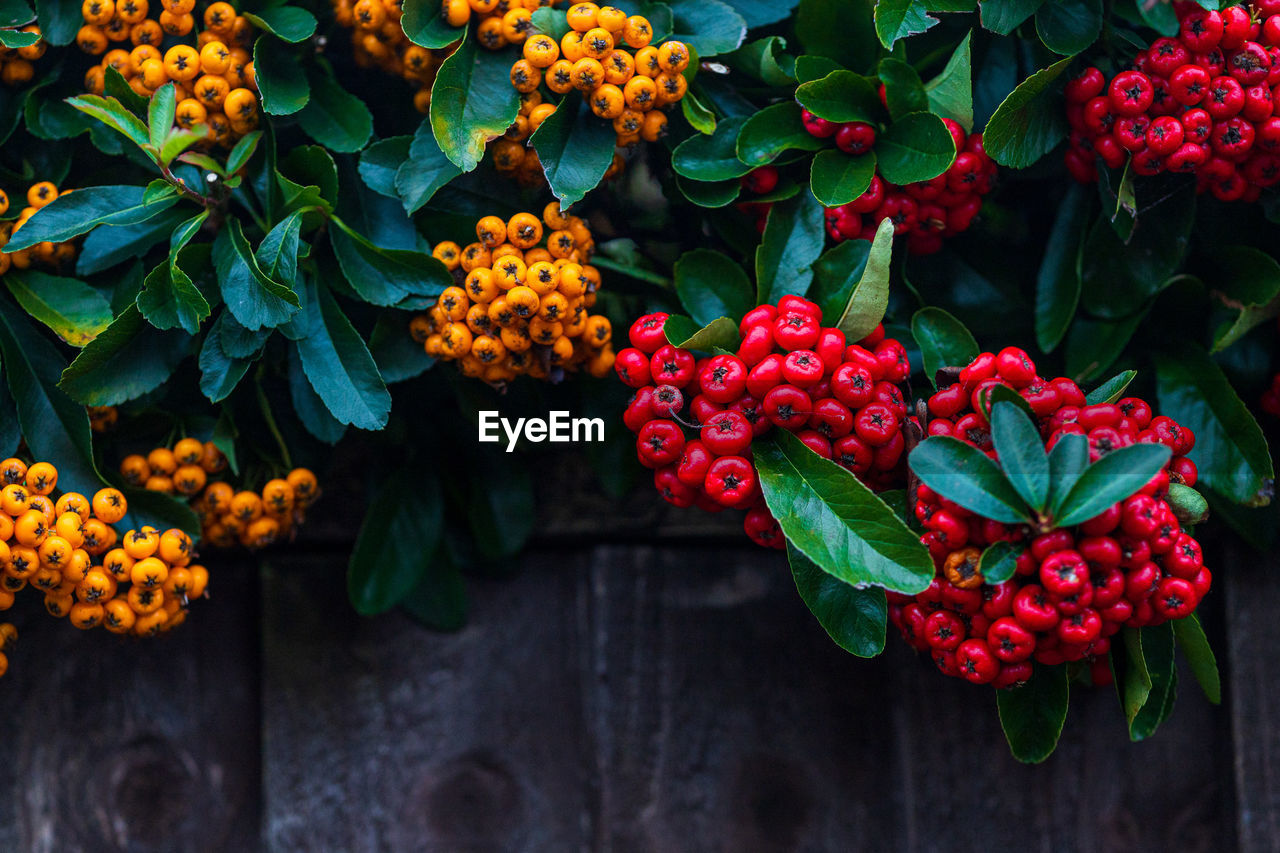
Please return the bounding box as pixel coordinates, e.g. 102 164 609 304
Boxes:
530 6 570 40
1046 432 1088 517
990 401 1050 512
736 101 827 167
810 239 871 324
875 111 956 185
467 451 535 559
980 0 1043 34
722 0 799 27
1207 246 1280 353
835 216 894 340
1034 0 1102 55
681 86 717 134
672 114 751 180
1172 614 1221 705
925 30 974 130
213 216 300 331
909 436 1033 524
256 213 302 289
795 0 878 71
666 0 747 57
810 150 876 207
4 184 179 251
1035 183 1088 353
348 466 442 615
530 98 616 207
755 428 934 594
674 249 754 327
661 315 741 352
297 63 373 153
34 0 78 44
911 305 979 386
402 0 464 48
1064 308 1147 383
65 93 149 147
218 311 272 358
979 540 1020 584
330 218 451 308
795 55 848 85
878 58 928 120
4 270 112 346
359 135 411 198
115 485 201 539
997 663 1069 763
136 261 210 336
0 28 38 47
226 130 262 174
397 123 464 213
295 283 392 431
875 0 960 49
147 82 175 151
675 174 741 207
755 188 825 304
1055 443 1172 528
59 304 190 405
369 312 433 383
0 298 102 496
975 382 1035 422
725 36 795 86
429 29 521 171
158 128 204 166
1154 346 1273 506
287 341 346 443
197 313 251 403
1084 370 1136 405
254 36 309 116
75 207 189 275
1125 623 1176 740
788 542 887 658
244 7 316 42
984 54 1074 168
0 0 33 28
795 69 881 123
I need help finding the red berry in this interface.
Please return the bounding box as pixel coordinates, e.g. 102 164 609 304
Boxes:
703 455 758 508
636 419 685 468
835 121 876 156
628 312 670 353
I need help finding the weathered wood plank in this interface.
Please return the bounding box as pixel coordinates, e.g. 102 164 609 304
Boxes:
0 561 260 853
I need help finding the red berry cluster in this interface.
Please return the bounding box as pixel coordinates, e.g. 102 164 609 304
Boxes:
616 297 912 548
1064 3 1280 198
889 349 1207 689
737 166 780 234
800 110 998 255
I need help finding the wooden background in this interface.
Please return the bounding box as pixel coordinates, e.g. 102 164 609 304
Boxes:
0 476 1275 853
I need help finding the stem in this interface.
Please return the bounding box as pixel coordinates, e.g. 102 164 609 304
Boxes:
589 255 673 289
158 160 213 208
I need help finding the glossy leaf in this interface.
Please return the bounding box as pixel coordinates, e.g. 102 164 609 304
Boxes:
674 174 741 207
722 0 799 27
810 149 876 207
736 102 826 167
788 542 887 658
1034 183 1088 352
666 0 746 56
1034 0 1102 55
213 217 299 330
794 0 878 71
1084 370 1136 405
984 54 1074 168
147 82 175 150
1045 432 1087 517
1172 614 1221 705
980 0 1043 33
878 58 927 119
755 188 825 304
396 123 462 213
4 270 112 346
725 35 795 86
348 466 443 615
674 249 754 327
530 98 616 206
979 540 1020 585
911 305 978 386
874 111 955 185
136 260 209 336
244 7 316 42
673 114 751 181
924 30 973 130
809 239 871 325
295 282 392 431
64 94 149 147
358 135 411 198
1207 246 1280 353
990 401 1050 512
755 428 934 594
467 451 535 560
4 184 179 251
402 0 464 48
329 217 451 308
254 36 309 115
795 70 881 123
197 313 251 403
75 206 189 275
369 312 433 383
297 63 373 153
835 217 894 341
1122 624 1176 740
997 663 1069 763
661 315 740 352
59 304 191 405
288 342 347 444
909 436 1033 524
429 29 521 171
1055 443 1173 528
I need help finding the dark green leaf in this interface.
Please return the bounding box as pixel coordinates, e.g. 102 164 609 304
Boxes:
256 210 302 287
348 466 442 614
979 540 1021 584
530 98 616 207
147 82 175 150
1064 308 1147 383
254 36 309 116
1034 0 1101 55
530 6 570 40
1055 443 1172 527
398 544 467 631
467 452 534 559
213 216 300 330
369 312 433 383
875 0 963 49
74 206 187 276
990 401 1050 512
984 54 1074 168
794 54 846 84
674 174 741 207
1084 370 1136 405
681 85 716 134
0 0 33 27
795 69 881 123
925 30 974 130
65 94 149 146
297 63 373 153
795 0 878 71
909 436 1033 523
911 305 978 385
980 0 1043 34
997 663 1069 763
674 249 754 327
722 0 798 28
197 313 250 403
789 542 887 657
402 0 464 48
667 0 747 57
1154 346 1273 506
429 29 521 171
661 315 741 351
755 428 934 594
755 188 825 304
34 0 78 44
725 36 795 86
397 122 463 213
226 130 261 174
5 184 179 251
875 111 956 185
4 270 112 346
288 342 347 443
280 145 339 208
1172 614 1221 705
217 311 271 358
59 304 190 405
295 282 392 430
736 101 827 167
1034 182 1088 352
1124 623 1176 740
137 261 210 336
834 217 894 340
1046 432 1088 517
878 58 927 119
359 135 412 198
330 217 451 308
1207 246 1280 353
244 7 316 42
672 114 751 180
810 239 871 324
0 28 37 47
810 150 876 207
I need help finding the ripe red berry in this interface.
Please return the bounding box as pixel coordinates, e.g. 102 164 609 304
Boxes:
628 312 670 353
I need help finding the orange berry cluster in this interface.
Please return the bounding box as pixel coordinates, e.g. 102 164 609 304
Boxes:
411 204 616 387
0 457 209 642
0 623 13 678
120 439 320 550
88 405 119 433
491 89 624 185
511 3 685 148
0 182 80 274
78 0 261 145
0 25 46 86
440 0 559 51
333 0 446 114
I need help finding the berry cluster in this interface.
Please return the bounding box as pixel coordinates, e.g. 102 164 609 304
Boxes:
440 0 559 51
801 111 997 255
616 298 912 548
119 439 319 549
411 205 615 387
510 4 683 148
0 623 13 678
492 90 625 186
0 457 209 641
88 405 118 433
0 182 81 274
332 0 444 114
1064 4 1280 198
0 25 45 86
78 0 260 145
889 349 1206 689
